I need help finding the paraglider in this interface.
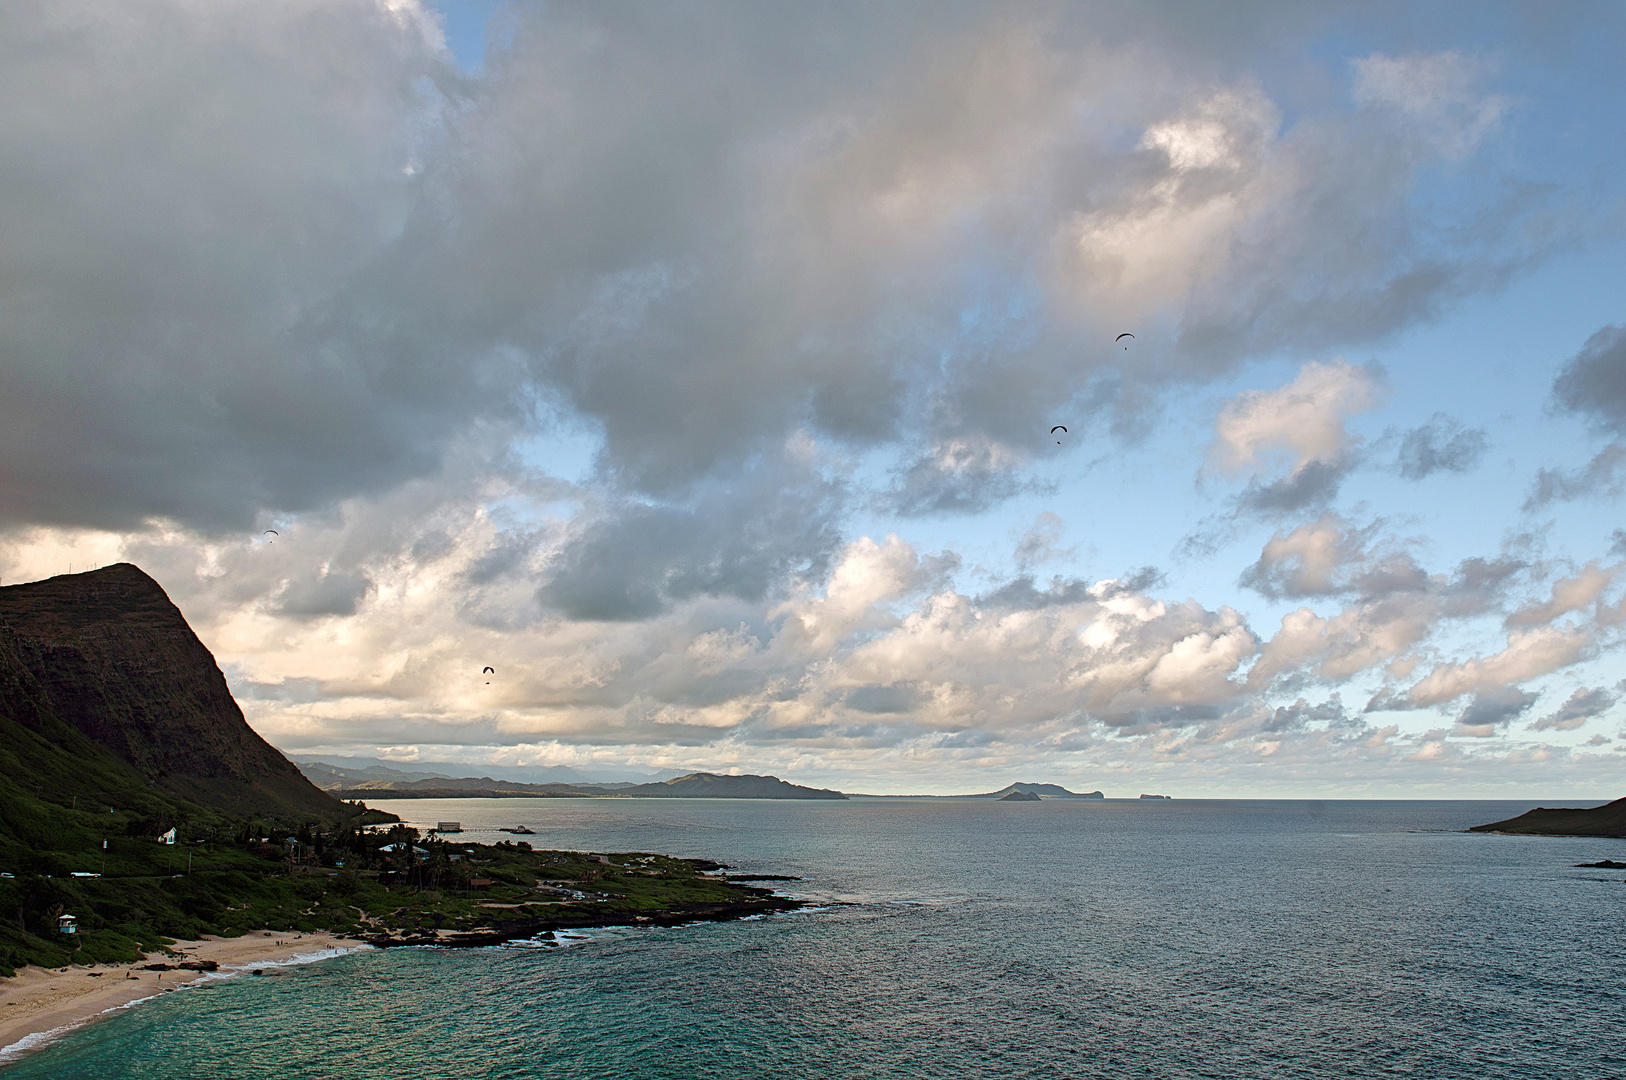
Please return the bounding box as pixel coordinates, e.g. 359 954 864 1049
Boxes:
1051 425 1067 444
262 530 278 544
483 665 494 685
1116 332 1134 351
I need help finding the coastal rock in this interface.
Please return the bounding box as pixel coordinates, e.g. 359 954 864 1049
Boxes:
998 790 1042 801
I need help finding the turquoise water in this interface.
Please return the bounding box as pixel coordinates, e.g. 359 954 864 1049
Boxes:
5 798 1622 1078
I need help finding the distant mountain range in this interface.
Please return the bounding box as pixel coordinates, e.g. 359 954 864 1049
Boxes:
293 755 686 786
297 761 848 800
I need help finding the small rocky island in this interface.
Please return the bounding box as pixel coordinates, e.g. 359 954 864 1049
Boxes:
1469 796 1626 837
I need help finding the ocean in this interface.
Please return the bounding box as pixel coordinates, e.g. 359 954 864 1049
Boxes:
5 798 1621 1079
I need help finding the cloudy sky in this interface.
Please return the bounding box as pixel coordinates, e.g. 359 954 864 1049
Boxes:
3 0 1625 796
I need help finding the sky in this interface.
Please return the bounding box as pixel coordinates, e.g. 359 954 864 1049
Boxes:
2 0 1625 796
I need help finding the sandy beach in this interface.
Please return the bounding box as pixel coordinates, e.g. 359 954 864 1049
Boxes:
0 931 365 1063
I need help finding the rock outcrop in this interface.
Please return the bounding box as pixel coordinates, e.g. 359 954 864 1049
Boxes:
0 564 350 820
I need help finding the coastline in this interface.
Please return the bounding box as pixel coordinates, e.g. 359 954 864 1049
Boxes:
0 931 365 1064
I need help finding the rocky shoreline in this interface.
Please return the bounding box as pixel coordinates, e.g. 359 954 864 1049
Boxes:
363 886 804 948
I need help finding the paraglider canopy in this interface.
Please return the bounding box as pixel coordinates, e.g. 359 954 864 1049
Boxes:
262 530 277 543
482 666 495 674
1050 426 1067 434
1115 333 1134 341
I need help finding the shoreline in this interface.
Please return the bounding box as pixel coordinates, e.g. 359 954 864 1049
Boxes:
0 931 365 1064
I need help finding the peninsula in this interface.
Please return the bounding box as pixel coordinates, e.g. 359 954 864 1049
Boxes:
1468 796 1626 837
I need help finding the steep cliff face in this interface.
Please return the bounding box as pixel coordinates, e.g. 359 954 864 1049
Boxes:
0 564 346 820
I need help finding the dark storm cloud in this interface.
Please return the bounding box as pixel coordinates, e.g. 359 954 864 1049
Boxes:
1396 414 1489 479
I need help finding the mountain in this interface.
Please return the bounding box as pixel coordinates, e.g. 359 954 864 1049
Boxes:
1469 797 1626 837
297 760 457 789
296 755 685 785
309 768 849 800
0 564 355 821
616 773 847 799
956 783 1104 800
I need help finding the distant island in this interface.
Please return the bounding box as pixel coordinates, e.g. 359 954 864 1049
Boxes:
0 565 804 979
1469 797 1626 837
1139 794 1172 800
850 782 1107 799
299 762 847 801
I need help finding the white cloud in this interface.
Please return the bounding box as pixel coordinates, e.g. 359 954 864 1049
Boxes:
1351 51 1507 158
1403 626 1593 708
1211 360 1384 478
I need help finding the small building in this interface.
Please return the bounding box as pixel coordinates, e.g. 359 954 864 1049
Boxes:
158 827 176 845
435 822 462 833
378 843 430 856
58 914 78 935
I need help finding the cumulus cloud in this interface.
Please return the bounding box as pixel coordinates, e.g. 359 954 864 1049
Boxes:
1529 686 1616 733
1351 51 1507 158
1552 325 1626 433
1212 361 1384 477
1247 520 1527 692
1504 562 1615 628
1208 361 1383 516
1398 626 1592 708
1523 444 1626 509
0 3 1618 791
1395 414 1489 479
1453 686 1538 738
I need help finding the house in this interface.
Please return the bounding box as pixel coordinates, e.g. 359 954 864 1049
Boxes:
435 822 462 833
58 914 78 935
378 843 429 856
158 827 176 845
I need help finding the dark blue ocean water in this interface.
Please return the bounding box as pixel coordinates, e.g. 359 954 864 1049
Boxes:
4 798 1622 1079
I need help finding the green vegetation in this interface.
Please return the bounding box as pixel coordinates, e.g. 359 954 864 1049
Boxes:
0 567 797 977
0 805 795 975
